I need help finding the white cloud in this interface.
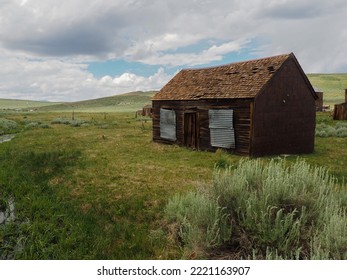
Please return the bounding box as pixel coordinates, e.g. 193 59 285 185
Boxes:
251 0 347 72
1 0 347 101
0 55 171 101
98 67 172 92
127 39 249 67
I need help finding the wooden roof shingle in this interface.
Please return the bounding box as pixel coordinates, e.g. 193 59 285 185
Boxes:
153 53 295 100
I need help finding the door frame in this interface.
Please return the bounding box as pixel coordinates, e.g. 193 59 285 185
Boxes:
184 110 199 150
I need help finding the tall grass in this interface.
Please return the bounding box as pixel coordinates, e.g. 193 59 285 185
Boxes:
165 159 347 259
0 149 86 259
165 191 231 256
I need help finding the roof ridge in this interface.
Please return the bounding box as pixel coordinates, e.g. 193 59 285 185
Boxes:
182 53 292 72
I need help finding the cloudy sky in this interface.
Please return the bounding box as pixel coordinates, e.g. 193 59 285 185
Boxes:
0 0 346 102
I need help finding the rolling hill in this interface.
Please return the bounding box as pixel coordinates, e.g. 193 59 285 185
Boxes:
1 74 347 113
307 73 347 105
0 99 61 110
26 91 155 113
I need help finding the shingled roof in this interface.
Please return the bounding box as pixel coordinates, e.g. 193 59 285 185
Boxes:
153 53 298 100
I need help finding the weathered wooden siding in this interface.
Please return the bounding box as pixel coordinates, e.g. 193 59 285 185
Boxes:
315 91 323 111
142 106 152 117
333 103 347 120
333 89 347 120
251 58 316 156
152 98 252 155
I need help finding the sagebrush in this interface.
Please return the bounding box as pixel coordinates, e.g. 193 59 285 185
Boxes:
316 122 347 137
165 158 347 259
0 118 17 132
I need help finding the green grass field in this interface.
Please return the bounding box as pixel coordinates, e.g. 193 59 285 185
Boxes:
0 99 61 110
0 76 347 260
0 111 219 259
307 73 347 105
0 91 154 113
34 91 155 112
0 109 346 260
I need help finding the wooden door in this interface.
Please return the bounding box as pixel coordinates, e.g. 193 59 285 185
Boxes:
184 112 199 149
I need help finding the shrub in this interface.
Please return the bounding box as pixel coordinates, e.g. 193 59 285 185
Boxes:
316 122 347 137
51 118 88 127
69 120 88 127
165 159 347 259
336 127 347 137
25 122 39 129
39 124 51 129
336 122 347 129
0 118 17 132
51 118 70 125
165 191 231 257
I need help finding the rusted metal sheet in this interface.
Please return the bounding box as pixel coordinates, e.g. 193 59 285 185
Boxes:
209 109 235 149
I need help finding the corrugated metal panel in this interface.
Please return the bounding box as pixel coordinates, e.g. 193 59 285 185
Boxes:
160 109 176 140
209 109 233 128
210 128 235 148
209 109 235 148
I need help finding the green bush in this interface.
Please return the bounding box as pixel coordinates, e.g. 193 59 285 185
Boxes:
0 118 17 132
39 124 51 129
24 122 39 129
51 118 70 125
316 123 347 137
51 118 88 127
166 191 231 255
165 159 347 259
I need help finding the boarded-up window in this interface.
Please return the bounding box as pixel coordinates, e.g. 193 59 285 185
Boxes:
209 109 235 149
160 109 176 141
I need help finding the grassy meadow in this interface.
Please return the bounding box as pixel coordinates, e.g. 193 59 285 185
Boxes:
34 91 155 113
0 109 346 260
0 111 222 259
0 99 61 110
307 73 347 105
0 79 347 260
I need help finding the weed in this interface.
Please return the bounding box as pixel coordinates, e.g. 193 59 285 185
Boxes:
165 159 347 259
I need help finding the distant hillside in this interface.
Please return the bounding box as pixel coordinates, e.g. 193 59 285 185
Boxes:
36 91 156 112
1 74 346 113
307 74 347 105
0 99 61 110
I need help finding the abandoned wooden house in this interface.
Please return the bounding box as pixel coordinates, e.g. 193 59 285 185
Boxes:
314 87 323 111
142 104 153 117
136 104 153 118
333 89 347 120
152 53 317 157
